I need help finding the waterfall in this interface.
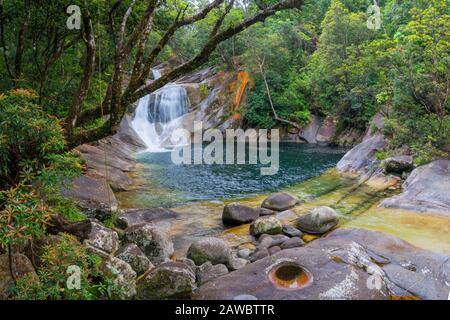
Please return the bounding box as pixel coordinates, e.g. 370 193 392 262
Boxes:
131 69 190 152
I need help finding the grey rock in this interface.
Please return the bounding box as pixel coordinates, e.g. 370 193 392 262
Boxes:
233 294 258 300
102 257 137 299
124 224 174 265
258 234 290 249
249 248 269 262
268 246 281 255
237 249 251 259
84 220 119 254
384 156 414 174
282 224 303 237
117 208 178 229
280 237 305 250
259 207 276 216
197 262 229 285
250 216 283 237
262 192 298 211
336 134 386 174
228 258 248 271
222 203 259 226
187 237 231 266
0 254 38 297
297 206 339 234
380 160 450 217
116 243 153 276
137 261 196 299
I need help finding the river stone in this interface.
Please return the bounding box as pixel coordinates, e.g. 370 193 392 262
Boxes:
228 257 249 271
259 207 276 216
282 224 303 237
261 192 298 211
102 257 137 299
249 248 269 262
0 254 38 297
257 234 289 249
176 257 197 273
280 237 305 249
384 156 414 174
117 208 178 229
237 249 251 259
84 219 119 254
222 203 259 226
268 246 281 255
297 206 339 234
197 262 229 285
187 237 231 266
379 160 450 217
115 243 153 276
250 216 283 237
124 224 174 265
137 261 196 300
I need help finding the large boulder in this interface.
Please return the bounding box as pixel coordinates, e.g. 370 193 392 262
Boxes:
196 262 229 285
115 244 153 276
124 224 174 265
117 208 178 229
0 254 38 297
296 206 340 235
336 134 386 174
379 160 450 217
299 115 322 144
383 156 414 174
62 176 119 219
84 219 119 255
187 237 231 266
316 117 337 145
261 192 298 212
102 257 137 299
250 217 283 237
222 203 259 226
137 261 196 300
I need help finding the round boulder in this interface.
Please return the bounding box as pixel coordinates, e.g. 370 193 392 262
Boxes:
250 216 283 237
115 243 153 276
297 206 340 235
137 261 195 300
196 262 229 285
187 237 231 266
124 224 174 265
222 203 259 226
384 156 414 174
261 192 298 211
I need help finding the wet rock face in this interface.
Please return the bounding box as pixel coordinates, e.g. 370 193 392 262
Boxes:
316 117 337 145
262 193 298 212
0 254 38 296
296 207 340 235
124 224 174 265
102 257 137 299
250 217 283 237
222 203 260 226
187 237 231 266
196 262 229 285
84 219 119 255
380 160 450 217
115 243 153 276
137 261 196 300
383 156 414 174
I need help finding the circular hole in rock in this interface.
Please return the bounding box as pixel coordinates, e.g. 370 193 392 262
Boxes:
268 263 313 290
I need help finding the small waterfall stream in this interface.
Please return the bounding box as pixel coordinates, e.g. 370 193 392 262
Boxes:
131 70 190 152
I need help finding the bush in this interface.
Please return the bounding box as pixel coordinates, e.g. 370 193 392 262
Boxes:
13 234 112 300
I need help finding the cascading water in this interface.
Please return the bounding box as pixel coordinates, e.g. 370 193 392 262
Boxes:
131 69 190 152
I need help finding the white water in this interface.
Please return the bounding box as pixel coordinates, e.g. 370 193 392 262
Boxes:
131 70 190 152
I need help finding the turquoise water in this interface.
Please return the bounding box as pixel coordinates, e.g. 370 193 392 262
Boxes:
117 143 347 208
